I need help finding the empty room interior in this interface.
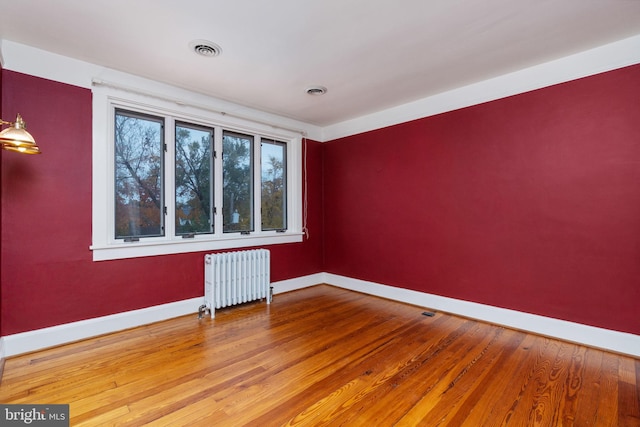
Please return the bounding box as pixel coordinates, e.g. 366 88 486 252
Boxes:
1 1 639 425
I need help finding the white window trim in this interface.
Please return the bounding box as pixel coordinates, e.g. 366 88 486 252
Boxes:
91 85 303 261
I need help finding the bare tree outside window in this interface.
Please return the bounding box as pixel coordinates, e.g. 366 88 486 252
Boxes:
175 123 213 235
223 131 254 233
114 109 164 239
108 106 297 253
261 139 286 230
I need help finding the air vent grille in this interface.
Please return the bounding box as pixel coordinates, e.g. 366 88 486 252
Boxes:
189 40 222 57
306 86 328 95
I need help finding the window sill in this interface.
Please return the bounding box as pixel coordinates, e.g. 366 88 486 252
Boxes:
90 232 303 261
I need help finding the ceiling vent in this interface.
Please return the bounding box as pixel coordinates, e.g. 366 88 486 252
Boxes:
189 40 222 57
306 86 328 96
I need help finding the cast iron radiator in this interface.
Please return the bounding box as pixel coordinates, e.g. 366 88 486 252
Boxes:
201 249 271 318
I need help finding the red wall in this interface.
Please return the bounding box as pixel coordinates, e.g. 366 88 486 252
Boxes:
323 64 640 335
0 70 324 335
3 63 639 338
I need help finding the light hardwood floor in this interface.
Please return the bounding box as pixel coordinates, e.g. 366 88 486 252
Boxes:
0 285 638 426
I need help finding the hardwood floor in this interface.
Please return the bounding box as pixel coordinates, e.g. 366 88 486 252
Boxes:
0 285 638 426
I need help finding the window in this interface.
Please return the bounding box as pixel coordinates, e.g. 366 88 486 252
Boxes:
175 122 214 236
261 139 287 231
91 89 303 261
114 109 165 240
223 131 254 233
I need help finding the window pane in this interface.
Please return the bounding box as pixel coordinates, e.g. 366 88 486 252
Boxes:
223 131 254 233
175 123 213 235
114 109 164 239
261 139 287 230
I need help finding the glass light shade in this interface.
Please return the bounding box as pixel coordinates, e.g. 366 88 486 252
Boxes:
2 143 42 155
0 114 41 154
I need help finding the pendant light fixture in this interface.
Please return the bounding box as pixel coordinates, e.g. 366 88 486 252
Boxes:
0 114 41 154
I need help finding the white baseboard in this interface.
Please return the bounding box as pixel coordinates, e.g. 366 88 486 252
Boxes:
322 273 640 358
0 337 4 382
3 297 203 357
2 273 638 358
1 275 319 357
272 273 325 294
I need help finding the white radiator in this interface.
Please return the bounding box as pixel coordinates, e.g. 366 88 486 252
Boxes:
202 249 271 318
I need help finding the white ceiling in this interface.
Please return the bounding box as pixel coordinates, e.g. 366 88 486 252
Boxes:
1 0 640 127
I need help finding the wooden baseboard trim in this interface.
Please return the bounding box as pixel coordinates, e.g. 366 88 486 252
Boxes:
322 273 640 358
2 273 638 358
2 297 203 357
0 337 5 383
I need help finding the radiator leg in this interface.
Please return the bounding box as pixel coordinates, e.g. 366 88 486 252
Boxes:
198 304 210 319
268 286 273 304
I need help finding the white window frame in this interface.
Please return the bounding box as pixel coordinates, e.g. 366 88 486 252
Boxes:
91 86 303 261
